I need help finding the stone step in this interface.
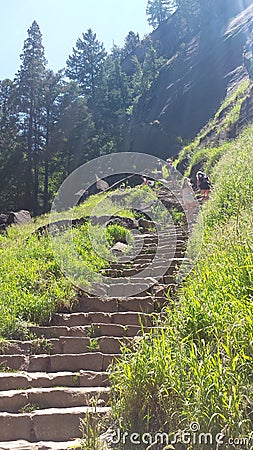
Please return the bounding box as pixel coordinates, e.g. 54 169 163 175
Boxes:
0 386 110 413
0 336 133 356
0 406 110 441
30 323 152 338
102 283 150 297
0 371 109 391
76 295 156 313
51 311 152 327
97 336 133 353
132 278 175 288
0 352 120 373
116 267 165 278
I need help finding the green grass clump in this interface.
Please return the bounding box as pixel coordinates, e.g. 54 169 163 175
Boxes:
110 126 253 448
203 127 253 229
0 187 143 339
184 143 229 177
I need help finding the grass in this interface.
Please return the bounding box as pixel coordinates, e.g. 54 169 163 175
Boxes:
0 185 154 340
109 126 253 449
176 79 251 171
87 338 100 352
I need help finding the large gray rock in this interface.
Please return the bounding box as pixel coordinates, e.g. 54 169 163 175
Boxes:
121 3 253 158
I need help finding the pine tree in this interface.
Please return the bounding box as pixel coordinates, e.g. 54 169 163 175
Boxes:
0 79 23 210
142 39 165 90
66 29 107 101
16 20 47 212
146 0 176 29
122 31 140 59
175 0 200 27
41 69 64 211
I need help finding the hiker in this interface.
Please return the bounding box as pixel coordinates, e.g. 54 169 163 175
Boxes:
166 158 178 188
142 175 149 186
142 176 155 188
0 214 8 235
196 171 211 199
181 178 197 220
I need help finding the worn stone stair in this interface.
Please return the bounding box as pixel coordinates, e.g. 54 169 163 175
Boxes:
0 195 188 448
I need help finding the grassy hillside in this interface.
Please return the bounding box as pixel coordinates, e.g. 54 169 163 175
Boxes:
0 187 154 340
110 126 253 448
176 79 251 176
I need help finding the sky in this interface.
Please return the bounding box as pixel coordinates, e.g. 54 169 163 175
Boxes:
0 0 151 80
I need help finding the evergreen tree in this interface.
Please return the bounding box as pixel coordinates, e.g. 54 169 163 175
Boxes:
142 39 165 90
15 20 47 212
130 56 143 99
146 0 176 29
45 80 96 188
122 31 140 59
66 29 107 101
0 79 24 210
41 69 64 211
94 55 130 153
175 0 200 28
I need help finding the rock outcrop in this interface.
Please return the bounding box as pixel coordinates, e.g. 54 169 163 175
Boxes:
121 1 253 158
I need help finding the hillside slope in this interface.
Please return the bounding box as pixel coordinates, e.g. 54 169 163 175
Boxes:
121 2 253 158
111 125 253 450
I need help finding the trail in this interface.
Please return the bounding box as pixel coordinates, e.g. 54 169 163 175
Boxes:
0 188 189 450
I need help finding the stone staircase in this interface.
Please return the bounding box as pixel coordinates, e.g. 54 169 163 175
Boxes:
0 189 188 449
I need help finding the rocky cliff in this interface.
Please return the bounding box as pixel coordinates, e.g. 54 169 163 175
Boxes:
121 1 253 159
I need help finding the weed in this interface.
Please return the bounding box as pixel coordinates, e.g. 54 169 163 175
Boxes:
19 403 39 413
87 325 101 338
0 340 10 355
80 401 111 450
29 338 53 355
0 362 17 372
87 338 100 352
72 372 81 386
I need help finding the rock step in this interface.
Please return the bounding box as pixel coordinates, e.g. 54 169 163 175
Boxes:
30 323 153 339
0 406 111 441
75 295 159 313
0 386 110 413
129 240 184 249
90 281 171 298
0 352 120 373
0 371 109 391
106 267 177 279
117 257 185 267
0 336 133 356
117 250 184 264
51 311 153 327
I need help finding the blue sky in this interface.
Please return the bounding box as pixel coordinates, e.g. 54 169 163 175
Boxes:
0 0 151 80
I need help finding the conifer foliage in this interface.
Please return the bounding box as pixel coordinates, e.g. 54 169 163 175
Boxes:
0 19 167 213
146 0 176 29
66 29 107 101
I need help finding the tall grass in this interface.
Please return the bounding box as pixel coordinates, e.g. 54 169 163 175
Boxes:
110 127 253 449
0 186 152 339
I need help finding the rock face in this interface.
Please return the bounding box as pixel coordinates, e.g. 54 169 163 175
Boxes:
121 1 253 158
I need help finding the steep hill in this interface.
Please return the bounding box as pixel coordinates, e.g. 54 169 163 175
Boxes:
121 1 253 158
111 103 253 450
